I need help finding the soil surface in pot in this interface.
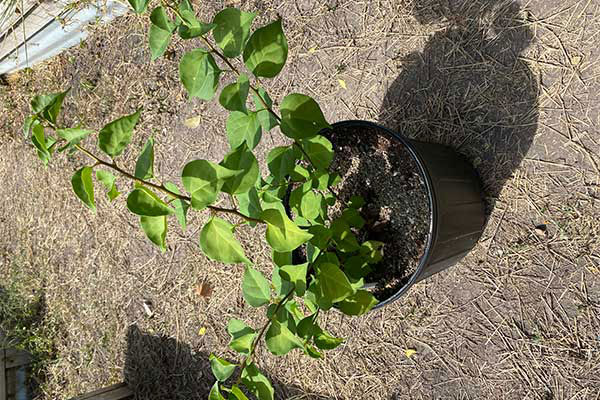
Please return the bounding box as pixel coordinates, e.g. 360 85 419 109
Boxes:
328 124 430 301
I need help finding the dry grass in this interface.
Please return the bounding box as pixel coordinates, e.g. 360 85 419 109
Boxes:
0 0 599 399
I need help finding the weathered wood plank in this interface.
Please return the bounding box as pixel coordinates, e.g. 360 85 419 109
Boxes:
4 350 31 369
69 382 133 400
0 348 6 400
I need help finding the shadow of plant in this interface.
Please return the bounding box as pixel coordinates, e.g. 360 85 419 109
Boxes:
124 325 333 400
379 0 539 211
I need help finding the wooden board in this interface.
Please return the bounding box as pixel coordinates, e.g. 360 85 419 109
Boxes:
70 383 133 400
0 348 6 400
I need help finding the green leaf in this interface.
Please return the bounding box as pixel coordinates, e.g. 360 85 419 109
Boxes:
304 344 323 359
56 128 94 144
344 256 371 280
212 8 256 58
200 217 251 264
227 319 256 355
127 0 149 13
341 208 365 229
148 6 174 60
236 187 262 226
297 315 317 339
307 225 331 249
226 111 261 150
209 354 237 382
31 123 50 165
23 115 36 138
98 108 142 157
230 386 249 400
252 88 278 131
241 363 274 400
242 266 271 307
71 166 95 211
261 209 313 252
209 382 226 400
140 215 167 251
179 49 221 100
178 10 216 39
266 146 297 183
338 290 378 316
265 320 303 355
272 266 294 297
360 240 384 264
220 143 259 194
164 182 189 231
331 219 360 252
31 89 69 125
314 327 344 350
150 6 174 31
349 195 365 209
149 24 172 61
181 160 240 210
96 170 120 201
243 19 288 78
134 137 154 179
127 187 174 216
219 74 250 112
272 251 292 267
299 135 333 170
279 263 308 296
314 263 354 304
280 94 330 140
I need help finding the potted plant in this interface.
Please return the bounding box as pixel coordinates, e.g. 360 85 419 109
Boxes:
23 0 485 398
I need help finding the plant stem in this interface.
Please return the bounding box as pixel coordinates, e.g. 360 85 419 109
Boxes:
73 143 264 224
235 288 295 385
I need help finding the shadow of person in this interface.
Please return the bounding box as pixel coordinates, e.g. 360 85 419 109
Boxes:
379 0 539 211
124 325 333 400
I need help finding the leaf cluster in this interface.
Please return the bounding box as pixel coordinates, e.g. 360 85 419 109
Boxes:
24 2 384 399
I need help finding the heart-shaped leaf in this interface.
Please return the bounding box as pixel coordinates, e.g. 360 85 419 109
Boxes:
265 320 303 355
280 94 330 140
179 49 221 100
242 266 271 307
314 262 354 304
200 217 251 264
299 135 333 170
261 209 312 252
227 319 256 355
219 74 250 112
226 111 261 150
241 363 274 400
209 354 237 382
243 19 288 78
134 137 154 179
182 160 240 210
213 8 256 58
278 263 309 296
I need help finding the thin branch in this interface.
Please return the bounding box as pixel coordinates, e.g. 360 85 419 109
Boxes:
73 143 265 224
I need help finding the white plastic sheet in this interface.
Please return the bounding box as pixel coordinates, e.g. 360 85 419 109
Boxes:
0 0 128 75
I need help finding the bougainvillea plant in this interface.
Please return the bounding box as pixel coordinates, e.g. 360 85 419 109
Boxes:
24 1 383 398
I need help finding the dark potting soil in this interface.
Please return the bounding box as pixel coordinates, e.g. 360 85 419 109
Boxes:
328 124 430 301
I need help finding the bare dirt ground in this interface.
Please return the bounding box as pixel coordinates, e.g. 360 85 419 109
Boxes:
0 0 599 399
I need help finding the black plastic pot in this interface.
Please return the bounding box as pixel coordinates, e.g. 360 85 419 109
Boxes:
318 120 486 309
